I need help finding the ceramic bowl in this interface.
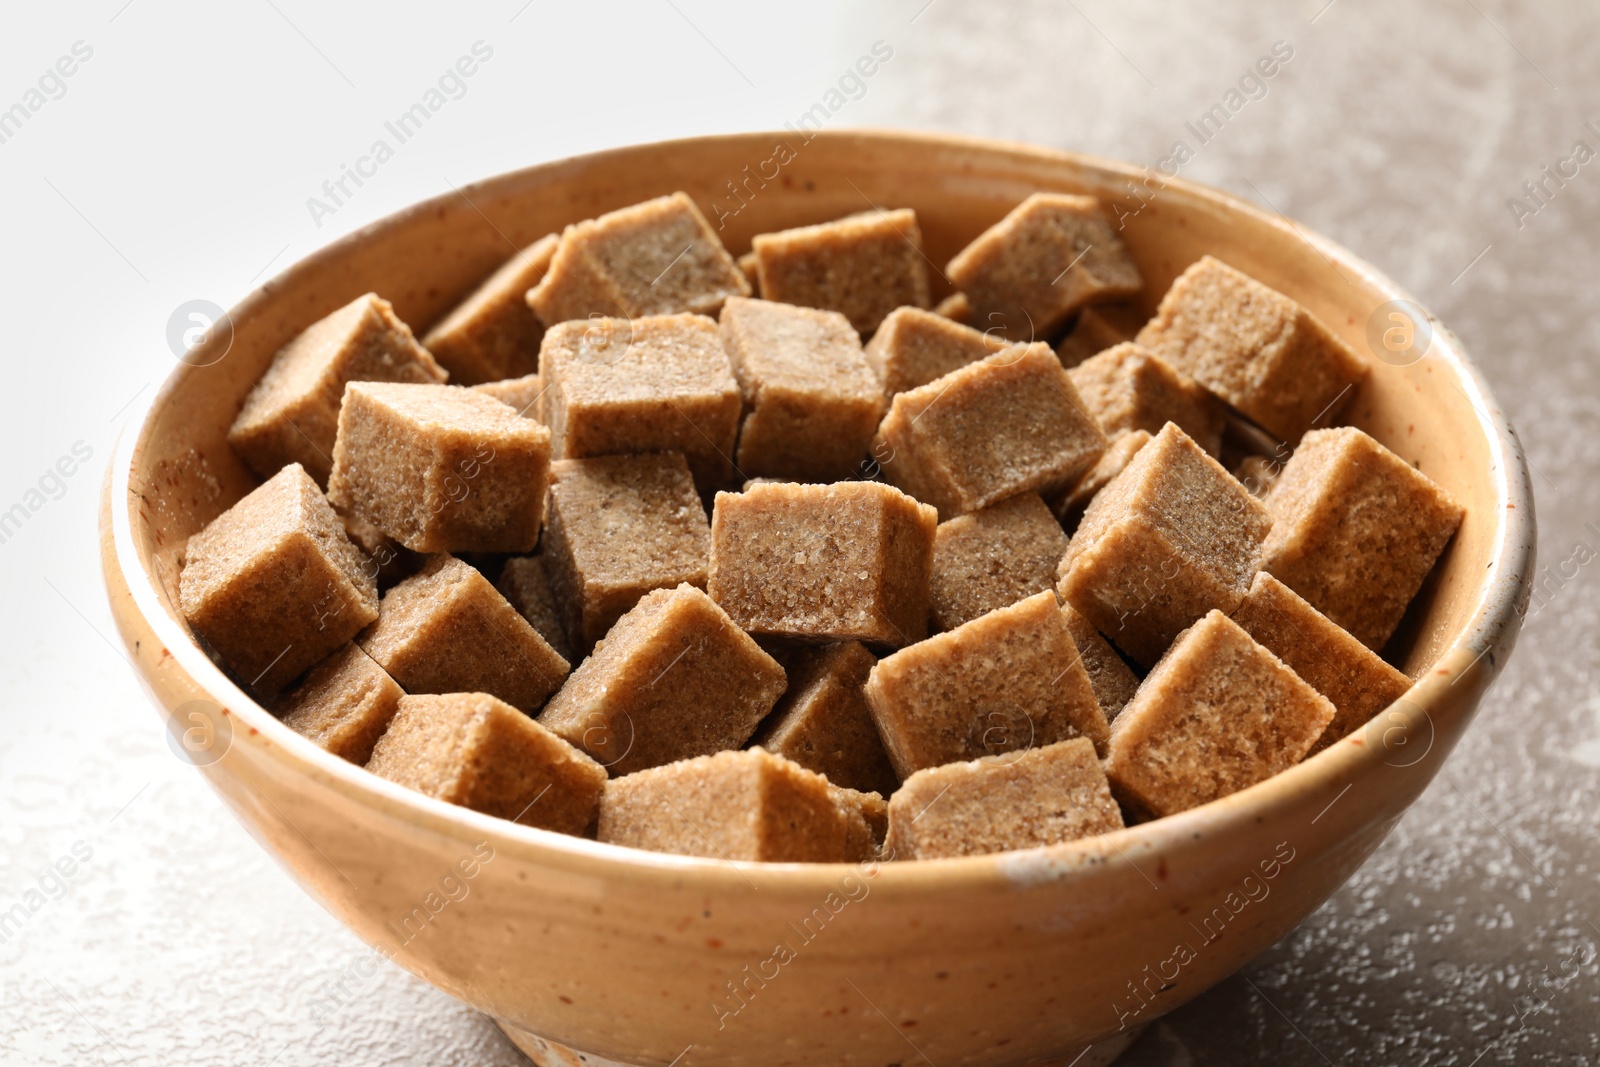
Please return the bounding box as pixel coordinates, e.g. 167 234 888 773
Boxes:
100 130 1534 1067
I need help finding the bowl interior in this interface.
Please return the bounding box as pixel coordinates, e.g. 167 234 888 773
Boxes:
126 133 1503 693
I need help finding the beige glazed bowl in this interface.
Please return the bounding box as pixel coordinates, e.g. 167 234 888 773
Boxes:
101 131 1534 1066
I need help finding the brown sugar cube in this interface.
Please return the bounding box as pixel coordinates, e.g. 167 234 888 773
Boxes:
874 342 1109 518
708 481 937 647
596 748 872 862
1068 342 1224 457
864 591 1110 779
496 555 573 664
328 382 551 554
1234 454 1283 498
275 644 403 764
864 306 1008 397
1060 602 1141 723
338 510 420 589
424 234 558 385
945 193 1143 343
359 555 569 714
928 493 1069 632
179 463 378 697
751 635 808 680
884 738 1123 860
832 784 889 855
530 192 748 326
1135 256 1369 442
228 293 447 484
1260 426 1464 650
718 297 886 482
1231 571 1412 753
539 313 741 492
1056 303 1146 368
932 292 972 323
471 373 544 420
737 251 761 294
1057 422 1272 667
539 585 786 776
1105 610 1334 818
367 692 605 835
750 641 898 796
751 209 930 334
1048 429 1153 532
542 452 712 652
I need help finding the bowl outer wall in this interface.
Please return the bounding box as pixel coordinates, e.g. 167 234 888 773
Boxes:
100 130 1534 1066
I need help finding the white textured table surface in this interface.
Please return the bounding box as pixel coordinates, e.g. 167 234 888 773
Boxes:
2 2 1597 1064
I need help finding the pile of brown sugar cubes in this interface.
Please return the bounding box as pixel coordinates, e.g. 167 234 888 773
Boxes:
179 188 1463 863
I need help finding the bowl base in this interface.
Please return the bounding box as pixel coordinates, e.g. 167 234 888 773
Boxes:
490 1018 1146 1066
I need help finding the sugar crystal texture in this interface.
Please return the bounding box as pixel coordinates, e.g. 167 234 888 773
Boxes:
367 692 606 835
718 297 885 482
751 641 898 796
1135 256 1369 442
495 555 573 664
874 342 1109 517
541 451 711 652
179 462 378 697
831 784 888 856
863 306 1007 397
328 382 551 553
530 193 748 325
539 313 741 493
1260 426 1463 650
338 509 419 590
1234 454 1283 499
751 209 930 334
1104 610 1334 818
1231 571 1412 753
471 373 544 420
423 234 558 385
1057 422 1272 666
928 492 1069 632
1048 428 1153 531
1068 342 1224 456
708 481 937 647
884 738 1123 859
276 644 403 764
597 748 875 862
358 555 569 714
1060 602 1141 723
1056 303 1146 367
539 585 786 776
864 591 1110 780
945 193 1142 342
228 293 446 484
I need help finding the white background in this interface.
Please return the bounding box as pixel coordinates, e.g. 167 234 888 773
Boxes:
2 2 1598 1064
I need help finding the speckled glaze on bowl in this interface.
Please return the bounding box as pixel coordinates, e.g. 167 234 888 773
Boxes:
100 131 1534 1067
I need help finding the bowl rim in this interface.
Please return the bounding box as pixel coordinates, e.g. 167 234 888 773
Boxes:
105 127 1535 895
